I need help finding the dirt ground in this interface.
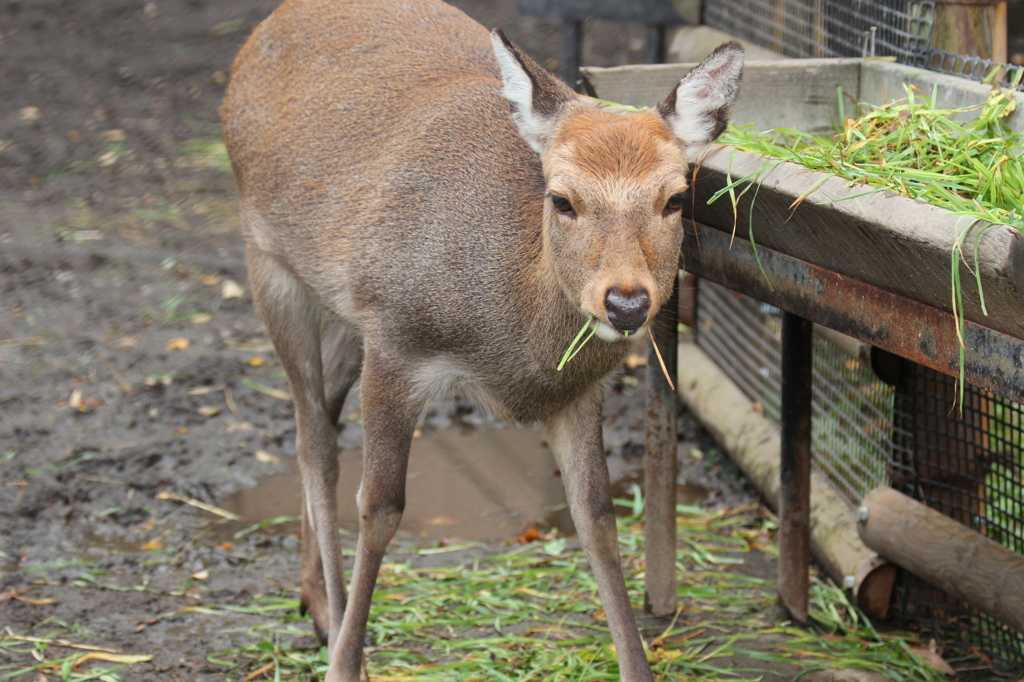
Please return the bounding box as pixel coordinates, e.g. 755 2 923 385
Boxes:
0 1 994 681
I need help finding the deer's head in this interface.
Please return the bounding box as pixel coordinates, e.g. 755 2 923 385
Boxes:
492 32 743 339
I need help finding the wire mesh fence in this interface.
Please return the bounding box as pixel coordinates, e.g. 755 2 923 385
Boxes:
695 280 1024 670
697 281 892 503
702 0 934 62
703 0 1024 91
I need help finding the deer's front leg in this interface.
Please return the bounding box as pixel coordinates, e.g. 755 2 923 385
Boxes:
329 347 421 682
545 390 655 682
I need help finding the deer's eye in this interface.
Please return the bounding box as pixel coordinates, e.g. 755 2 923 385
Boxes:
664 192 687 215
550 194 576 217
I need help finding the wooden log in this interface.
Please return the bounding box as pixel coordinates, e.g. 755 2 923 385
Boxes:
677 341 896 619
858 486 1024 634
687 148 1024 342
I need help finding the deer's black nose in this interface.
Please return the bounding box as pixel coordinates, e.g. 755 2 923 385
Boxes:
605 287 650 334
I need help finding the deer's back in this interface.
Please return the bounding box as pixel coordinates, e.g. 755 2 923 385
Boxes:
222 0 616 418
224 0 543 319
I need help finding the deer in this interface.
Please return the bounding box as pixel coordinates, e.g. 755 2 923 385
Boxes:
221 1 742 679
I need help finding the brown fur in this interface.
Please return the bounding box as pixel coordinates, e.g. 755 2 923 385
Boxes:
222 2 741 680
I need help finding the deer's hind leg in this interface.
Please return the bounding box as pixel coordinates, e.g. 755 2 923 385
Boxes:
245 246 353 655
300 319 364 644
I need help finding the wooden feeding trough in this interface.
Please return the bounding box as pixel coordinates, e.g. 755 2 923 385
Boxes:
585 58 1024 632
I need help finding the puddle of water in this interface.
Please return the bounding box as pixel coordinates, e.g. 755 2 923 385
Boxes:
220 426 708 543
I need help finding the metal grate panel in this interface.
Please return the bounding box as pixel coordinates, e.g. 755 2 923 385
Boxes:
696 281 892 502
703 0 934 62
696 280 1024 670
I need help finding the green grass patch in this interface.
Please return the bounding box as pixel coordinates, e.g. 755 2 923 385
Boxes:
199 502 946 681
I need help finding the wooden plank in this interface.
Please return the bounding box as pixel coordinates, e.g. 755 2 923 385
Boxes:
687 148 1024 341
583 58 860 133
860 61 1024 132
931 2 1000 62
643 283 678 617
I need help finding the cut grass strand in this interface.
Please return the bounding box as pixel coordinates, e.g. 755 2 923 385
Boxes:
196 503 952 682
557 316 598 370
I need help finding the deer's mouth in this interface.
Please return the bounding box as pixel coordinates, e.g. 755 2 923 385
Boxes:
593 320 647 342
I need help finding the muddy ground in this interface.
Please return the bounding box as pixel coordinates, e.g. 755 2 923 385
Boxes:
0 1 983 680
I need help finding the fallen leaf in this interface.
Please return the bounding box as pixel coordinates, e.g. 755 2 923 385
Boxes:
909 646 955 675
190 312 213 324
212 70 227 85
647 648 683 663
412 426 423 439
255 450 280 464
140 539 163 551
19 106 40 122
425 516 458 526
197 405 221 418
17 596 56 605
191 569 209 580
200 274 221 286
248 356 264 367
751 401 765 416
73 652 152 667
516 526 541 544
221 279 245 299
100 129 126 143
172 427 189 435
117 336 138 348
625 353 647 368
69 388 85 411
209 18 247 37
165 337 190 351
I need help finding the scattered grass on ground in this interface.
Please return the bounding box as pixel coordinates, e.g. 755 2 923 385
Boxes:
190 499 946 681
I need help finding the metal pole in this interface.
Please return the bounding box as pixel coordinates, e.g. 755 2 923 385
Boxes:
562 20 583 90
778 311 812 624
644 275 679 616
645 24 668 64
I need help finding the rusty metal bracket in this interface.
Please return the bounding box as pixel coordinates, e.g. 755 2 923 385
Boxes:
682 222 1024 404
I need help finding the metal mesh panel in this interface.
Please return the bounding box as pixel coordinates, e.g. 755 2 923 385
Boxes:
890 366 1024 669
921 49 1024 91
704 0 1024 91
696 281 892 502
809 336 892 503
703 0 934 62
695 281 1024 670
697 281 782 423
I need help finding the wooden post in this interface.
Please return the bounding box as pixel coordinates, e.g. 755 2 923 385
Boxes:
778 312 812 625
931 0 1006 62
859 486 1024 635
644 276 679 617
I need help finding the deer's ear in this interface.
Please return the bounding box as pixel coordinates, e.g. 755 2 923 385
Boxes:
656 42 744 157
491 29 577 154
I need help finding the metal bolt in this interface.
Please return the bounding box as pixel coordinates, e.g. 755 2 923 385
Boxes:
856 506 870 524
